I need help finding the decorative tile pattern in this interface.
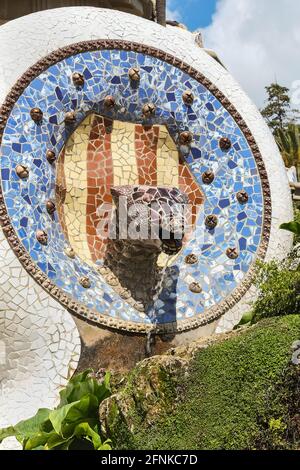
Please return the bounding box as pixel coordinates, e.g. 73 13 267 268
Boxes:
86 115 113 262
1 45 270 330
135 124 159 185
0 46 269 331
56 115 203 265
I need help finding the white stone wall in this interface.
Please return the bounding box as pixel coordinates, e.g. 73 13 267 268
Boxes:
0 231 80 450
0 7 293 448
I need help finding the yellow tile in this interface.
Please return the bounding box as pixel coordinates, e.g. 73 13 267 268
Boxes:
111 121 138 186
156 125 179 187
63 114 94 266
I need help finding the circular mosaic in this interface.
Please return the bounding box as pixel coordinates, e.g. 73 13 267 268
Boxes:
0 40 271 334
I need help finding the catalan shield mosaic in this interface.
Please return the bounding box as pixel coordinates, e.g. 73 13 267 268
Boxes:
0 41 270 333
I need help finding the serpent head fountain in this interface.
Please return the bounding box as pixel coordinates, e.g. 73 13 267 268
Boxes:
101 185 189 312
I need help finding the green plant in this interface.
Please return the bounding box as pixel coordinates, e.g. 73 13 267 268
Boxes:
281 220 300 237
275 124 300 178
261 83 292 133
269 417 287 432
280 208 300 246
251 260 300 323
0 370 112 450
236 310 255 327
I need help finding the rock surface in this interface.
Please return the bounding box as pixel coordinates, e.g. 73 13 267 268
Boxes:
98 316 300 450
98 326 248 438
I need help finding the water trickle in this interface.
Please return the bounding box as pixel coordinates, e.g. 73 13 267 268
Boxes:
145 330 155 357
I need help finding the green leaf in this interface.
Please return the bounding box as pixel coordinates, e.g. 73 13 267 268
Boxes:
24 431 55 450
99 441 113 450
93 373 111 404
0 370 113 451
49 394 98 435
54 438 76 450
238 311 255 326
0 426 16 443
59 372 111 408
280 221 300 236
59 370 93 406
60 371 110 403
45 432 75 450
70 370 93 385
50 401 81 435
0 408 51 445
73 422 102 449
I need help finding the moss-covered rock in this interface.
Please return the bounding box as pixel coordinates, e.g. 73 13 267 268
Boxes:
100 315 300 450
99 355 187 445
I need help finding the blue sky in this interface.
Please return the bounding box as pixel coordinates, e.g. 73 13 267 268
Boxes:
167 0 217 30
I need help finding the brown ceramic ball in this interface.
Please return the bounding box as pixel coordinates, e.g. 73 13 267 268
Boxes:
72 72 85 87
30 108 43 123
16 165 29 179
182 90 194 105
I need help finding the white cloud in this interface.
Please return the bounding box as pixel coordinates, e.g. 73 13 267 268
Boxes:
201 0 300 109
166 0 182 22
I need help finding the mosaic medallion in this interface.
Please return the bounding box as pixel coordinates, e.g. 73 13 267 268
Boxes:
0 41 270 333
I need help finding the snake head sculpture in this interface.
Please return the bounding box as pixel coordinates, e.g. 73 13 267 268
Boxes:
103 184 189 311
110 184 189 255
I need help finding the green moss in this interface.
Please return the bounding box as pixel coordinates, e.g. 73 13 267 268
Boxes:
293 205 300 245
110 315 300 450
251 261 300 322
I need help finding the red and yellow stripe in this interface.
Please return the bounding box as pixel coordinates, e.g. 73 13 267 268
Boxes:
56 114 203 265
